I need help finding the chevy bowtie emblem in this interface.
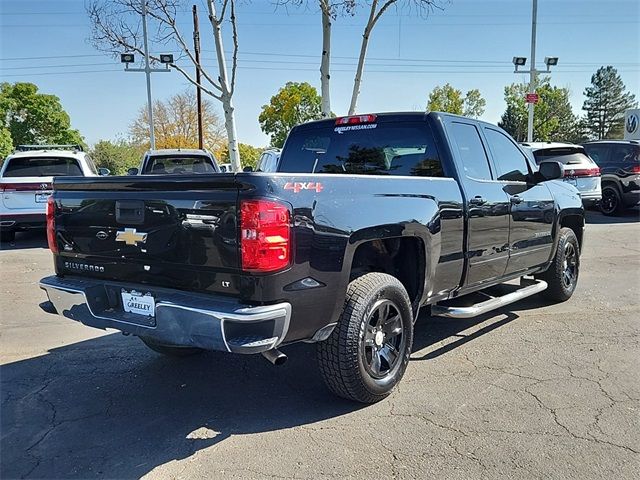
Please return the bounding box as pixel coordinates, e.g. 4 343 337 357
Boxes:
115 228 148 246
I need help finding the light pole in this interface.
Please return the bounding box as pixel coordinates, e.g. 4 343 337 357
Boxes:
512 0 558 142
120 1 173 150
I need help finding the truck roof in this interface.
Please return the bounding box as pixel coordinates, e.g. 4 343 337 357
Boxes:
7 149 85 159
144 148 212 156
295 111 500 131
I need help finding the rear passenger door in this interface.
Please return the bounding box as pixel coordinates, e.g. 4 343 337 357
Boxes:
482 127 555 275
447 121 511 287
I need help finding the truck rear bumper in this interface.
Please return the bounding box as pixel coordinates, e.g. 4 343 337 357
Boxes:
39 275 291 354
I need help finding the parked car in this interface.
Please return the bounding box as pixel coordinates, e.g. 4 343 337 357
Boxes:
0 144 106 243
40 112 584 403
127 149 219 175
218 163 233 173
521 142 601 208
582 140 640 215
256 148 281 172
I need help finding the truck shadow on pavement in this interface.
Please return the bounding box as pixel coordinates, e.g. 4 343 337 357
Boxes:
2 307 523 479
585 207 640 224
0 231 48 251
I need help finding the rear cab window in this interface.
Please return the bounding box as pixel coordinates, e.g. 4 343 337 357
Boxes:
143 155 217 174
278 119 445 178
2 157 83 177
449 122 493 180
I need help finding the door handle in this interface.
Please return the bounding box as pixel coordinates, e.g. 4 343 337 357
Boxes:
510 195 523 204
469 196 486 206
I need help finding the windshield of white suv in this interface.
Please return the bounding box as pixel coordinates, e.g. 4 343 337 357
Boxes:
3 157 83 177
143 155 216 174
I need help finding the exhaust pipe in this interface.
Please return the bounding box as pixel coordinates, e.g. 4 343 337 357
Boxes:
261 348 287 366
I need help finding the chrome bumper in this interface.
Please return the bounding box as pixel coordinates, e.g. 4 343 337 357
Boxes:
39 275 291 354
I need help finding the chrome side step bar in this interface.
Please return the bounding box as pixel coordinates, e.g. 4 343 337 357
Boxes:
432 280 548 319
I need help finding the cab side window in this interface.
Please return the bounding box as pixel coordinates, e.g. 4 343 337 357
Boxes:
484 128 530 182
450 122 493 180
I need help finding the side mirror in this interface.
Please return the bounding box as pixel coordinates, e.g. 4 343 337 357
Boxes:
127 167 139 176
538 161 563 181
98 168 110 176
243 166 253 172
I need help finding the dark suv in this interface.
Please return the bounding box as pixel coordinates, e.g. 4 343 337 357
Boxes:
582 140 640 215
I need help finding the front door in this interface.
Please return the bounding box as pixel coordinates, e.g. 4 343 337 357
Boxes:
482 127 555 275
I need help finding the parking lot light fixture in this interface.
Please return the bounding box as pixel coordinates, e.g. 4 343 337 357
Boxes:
544 56 559 71
513 56 527 72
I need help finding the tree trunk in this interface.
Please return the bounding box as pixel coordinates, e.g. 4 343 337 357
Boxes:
348 4 377 116
209 1 241 172
320 7 332 118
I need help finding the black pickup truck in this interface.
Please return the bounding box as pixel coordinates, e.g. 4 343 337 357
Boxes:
40 112 584 403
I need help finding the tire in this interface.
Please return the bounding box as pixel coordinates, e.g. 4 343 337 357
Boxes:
139 337 205 357
317 272 414 403
0 230 15 243
539 227 580 302
600 185 622 216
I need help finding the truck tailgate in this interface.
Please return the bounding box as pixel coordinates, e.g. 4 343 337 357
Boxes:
52 175 240 294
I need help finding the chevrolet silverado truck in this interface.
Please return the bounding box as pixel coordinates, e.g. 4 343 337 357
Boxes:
39 112 584 403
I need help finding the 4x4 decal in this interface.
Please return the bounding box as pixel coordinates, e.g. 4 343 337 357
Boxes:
284 182 324 193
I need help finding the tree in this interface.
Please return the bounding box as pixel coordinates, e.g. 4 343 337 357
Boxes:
0 128 12 161
217 143 263 169
91 139 144 175
499 78 578 142
427 84 463 114
258 82 323 148
426 84 485 118
582 66 637 139
0 82 83 147
88 0 243 171
277 1 356 118
348 0 442 115
129 90 225 150
463 89 486 119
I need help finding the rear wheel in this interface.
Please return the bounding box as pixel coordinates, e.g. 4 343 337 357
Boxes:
600 185 622 216
539 227 580 302
140 337 205 357
0 230 15 243
316 273 414 403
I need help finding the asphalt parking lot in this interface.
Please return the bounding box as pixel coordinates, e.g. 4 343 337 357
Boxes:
1 209 639 479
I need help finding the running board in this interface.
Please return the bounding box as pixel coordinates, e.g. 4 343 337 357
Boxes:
431 280 548 319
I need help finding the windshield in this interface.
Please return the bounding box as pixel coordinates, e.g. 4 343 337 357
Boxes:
143 155 217 174
278 121 444 177
533 148 593 166
3 157 83 177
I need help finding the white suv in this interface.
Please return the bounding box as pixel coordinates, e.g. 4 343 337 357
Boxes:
522 142 602 208
0 145 105 243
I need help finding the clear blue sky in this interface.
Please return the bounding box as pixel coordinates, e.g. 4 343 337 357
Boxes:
1 0 638 148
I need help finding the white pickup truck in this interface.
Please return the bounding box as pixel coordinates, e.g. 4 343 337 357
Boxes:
0 145 106 243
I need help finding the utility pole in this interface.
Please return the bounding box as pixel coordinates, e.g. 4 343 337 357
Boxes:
527 0 538 143
122 0 171 150
193 4 204 150
512 0 558 143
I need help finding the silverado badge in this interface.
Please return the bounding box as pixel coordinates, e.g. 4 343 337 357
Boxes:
115 228 148 246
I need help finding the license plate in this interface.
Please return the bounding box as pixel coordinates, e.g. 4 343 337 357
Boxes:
564 178 577 186
35 193 50 203
121 290 155 317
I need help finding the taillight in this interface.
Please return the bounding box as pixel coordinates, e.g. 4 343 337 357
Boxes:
630 164 640 174
564 167 600 177
46 196 58 254
240 199 291 272
335 114 377 126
